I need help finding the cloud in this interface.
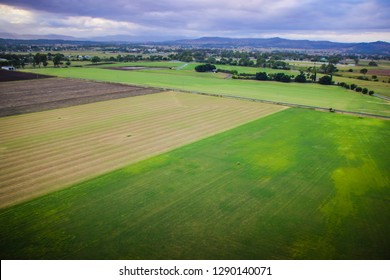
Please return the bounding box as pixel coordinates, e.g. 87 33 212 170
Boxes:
0 0 389 42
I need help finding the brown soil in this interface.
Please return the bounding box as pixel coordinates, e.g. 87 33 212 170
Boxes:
368 69 390 76
0 69 54 82
0 78 162 117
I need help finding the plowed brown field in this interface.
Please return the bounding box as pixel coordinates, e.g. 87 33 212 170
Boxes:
0 78 161 117
0 91 286 208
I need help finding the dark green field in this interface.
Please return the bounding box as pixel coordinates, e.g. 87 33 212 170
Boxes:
1 108 389 259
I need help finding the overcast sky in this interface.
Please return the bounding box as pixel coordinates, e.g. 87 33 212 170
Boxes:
0 0 389 42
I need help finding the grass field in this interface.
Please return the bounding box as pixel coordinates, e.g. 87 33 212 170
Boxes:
0 91 284 208
0 108 389 260
23 67 390 116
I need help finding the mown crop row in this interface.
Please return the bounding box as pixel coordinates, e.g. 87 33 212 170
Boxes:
0 91 284 208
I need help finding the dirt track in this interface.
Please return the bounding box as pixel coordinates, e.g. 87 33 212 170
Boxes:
0 78 161 117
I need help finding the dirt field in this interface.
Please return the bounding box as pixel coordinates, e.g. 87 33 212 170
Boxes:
0 91 286 208
368 69 390 76
0 78 161 117
0 69 54 82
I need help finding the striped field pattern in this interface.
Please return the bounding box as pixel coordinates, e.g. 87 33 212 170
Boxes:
0 91 286 208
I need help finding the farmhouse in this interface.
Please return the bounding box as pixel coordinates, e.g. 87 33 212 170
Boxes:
1 66 15 70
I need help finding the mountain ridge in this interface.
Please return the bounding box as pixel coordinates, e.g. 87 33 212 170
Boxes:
0 32 389 54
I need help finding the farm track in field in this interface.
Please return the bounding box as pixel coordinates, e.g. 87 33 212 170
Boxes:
0 78 161 117
0 91 286 208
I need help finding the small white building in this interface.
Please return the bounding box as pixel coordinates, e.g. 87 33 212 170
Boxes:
1 66 15 71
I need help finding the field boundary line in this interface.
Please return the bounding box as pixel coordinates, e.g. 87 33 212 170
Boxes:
161 88 390 120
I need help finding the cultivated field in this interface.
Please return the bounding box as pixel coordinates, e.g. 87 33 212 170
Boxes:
0 69 54 82
1 109 388 259
25 66 390 116
0 78 160 117
0 91 285 208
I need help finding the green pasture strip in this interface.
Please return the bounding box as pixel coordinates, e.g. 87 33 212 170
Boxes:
215 64 299 75
332 75 390 98
89 61 185 68
23 67 390 116
0 109 389 260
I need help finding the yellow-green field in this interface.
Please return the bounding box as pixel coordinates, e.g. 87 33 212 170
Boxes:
0 91 285 208
0 108 389 259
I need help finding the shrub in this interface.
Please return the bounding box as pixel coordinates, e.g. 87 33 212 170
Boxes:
280 75 291 83
369 90 374 95
255 72 268 81
362 88 368 94
355 87 362 92
350 84 357 90
294 72 307 83
318 75 332 85
195 63 216 72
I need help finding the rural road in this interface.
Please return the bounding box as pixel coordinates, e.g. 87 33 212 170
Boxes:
176 63 189 70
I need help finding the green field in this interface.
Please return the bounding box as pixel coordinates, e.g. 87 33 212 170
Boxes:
24 66 390 116
1 108 389 260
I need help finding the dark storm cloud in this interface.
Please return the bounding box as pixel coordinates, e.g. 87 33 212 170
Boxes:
1 0 389 40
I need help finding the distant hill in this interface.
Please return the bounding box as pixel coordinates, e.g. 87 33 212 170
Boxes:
0 33 389 54
169 37 390 54
0 32 76 41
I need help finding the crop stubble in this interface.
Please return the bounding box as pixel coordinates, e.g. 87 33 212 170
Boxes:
0 91 286 208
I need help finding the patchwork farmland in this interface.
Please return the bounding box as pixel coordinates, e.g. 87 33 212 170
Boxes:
0 62 389 260
0 79 285 208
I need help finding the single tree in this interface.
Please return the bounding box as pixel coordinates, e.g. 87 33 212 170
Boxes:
91 56 101 63
255 72 268 81
360 68 368 75
294 71 307 83
53 54 62 67
318 75 333 85
194 64 216 72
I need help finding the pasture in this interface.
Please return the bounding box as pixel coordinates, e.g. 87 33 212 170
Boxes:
0 108 389 259
0 90 284 208
24 66 390 116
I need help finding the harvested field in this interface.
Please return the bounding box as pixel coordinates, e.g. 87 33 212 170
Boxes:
0 69 54 82
0 78 161 117
1 108 388 260
0 91 286 208
368 69 390 76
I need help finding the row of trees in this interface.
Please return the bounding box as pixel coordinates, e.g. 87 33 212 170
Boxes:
337 81 374 95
